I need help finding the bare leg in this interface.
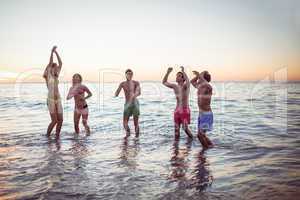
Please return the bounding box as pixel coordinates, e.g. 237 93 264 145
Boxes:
133 115 140 137
47 113 58 137
182 121 193 139
175 123 180 140
123 115 130 136
197 129 209 149
55 139 61 151
74 111 81 134
204 134 213 147
55 113 63 139
82 113 90 135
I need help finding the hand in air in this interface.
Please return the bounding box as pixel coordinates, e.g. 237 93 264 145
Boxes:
167 67 173 73
52 46 57 52
180 66 184 72
192 71 200 77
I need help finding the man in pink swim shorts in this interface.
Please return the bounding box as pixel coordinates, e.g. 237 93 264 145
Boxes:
162 66 193 140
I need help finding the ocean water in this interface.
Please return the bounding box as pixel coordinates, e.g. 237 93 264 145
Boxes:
0 82 299 200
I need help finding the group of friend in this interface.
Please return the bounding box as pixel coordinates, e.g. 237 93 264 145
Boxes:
43 46 213 149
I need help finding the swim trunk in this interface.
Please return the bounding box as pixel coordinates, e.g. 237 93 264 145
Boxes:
75 104 89 115
174 106 190 125
124 100 140 117
198 111 213 132
47 98 63 114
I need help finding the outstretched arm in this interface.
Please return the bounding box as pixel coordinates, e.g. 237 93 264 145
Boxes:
180 66 190 88
54 50 62 67
43 46 56 79
162 67 175 89
53 49 62 76
48 46 56 66
115 83 123 97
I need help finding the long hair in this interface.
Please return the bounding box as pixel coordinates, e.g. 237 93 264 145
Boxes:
72 73 82 85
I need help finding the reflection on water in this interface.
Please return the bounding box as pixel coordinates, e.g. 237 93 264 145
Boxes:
47 138 61 151
0 82 299 199
70 134 89 158
119 136 140 169
169 139 213 192
70 135 89 176
42 135 92 199
169 139 192 180
191 149 213 192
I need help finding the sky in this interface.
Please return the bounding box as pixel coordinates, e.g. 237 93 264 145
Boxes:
0 0 299 82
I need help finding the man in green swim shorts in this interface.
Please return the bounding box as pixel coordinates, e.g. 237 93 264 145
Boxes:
115 69 141 137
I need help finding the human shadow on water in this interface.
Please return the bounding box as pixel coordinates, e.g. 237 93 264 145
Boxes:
190 149 213 192
169 139 192 180
118 136 140 169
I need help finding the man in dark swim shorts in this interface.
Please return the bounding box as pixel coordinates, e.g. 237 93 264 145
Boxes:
115 69 141 137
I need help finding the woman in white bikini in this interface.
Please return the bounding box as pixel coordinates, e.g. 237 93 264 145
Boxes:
43 46 63 139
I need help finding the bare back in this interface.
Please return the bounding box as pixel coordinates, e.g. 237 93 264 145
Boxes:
197 83 212 112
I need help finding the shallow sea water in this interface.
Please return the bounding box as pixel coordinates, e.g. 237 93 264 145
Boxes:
0 82 299 200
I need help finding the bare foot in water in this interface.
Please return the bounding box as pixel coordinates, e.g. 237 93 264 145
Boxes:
135 126 139 137
85 126 91 136
55 134 60 141
126 130 130 137
135 130 139 138
202 144 214 151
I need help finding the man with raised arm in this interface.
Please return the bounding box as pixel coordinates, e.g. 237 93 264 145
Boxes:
115 69 141 137
190 70 213 149
162 66 193 140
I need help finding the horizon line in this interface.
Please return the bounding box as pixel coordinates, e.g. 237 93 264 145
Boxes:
0 80 299 84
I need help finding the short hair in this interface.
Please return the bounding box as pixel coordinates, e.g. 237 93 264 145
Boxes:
125 69 133 74
204 72 211 82
176 72 185 81
73 73 82 82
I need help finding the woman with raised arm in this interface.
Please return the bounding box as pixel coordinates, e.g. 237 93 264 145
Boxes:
43 46 63 139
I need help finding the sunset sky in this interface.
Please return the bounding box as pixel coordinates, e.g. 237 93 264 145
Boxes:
0 0 299 82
